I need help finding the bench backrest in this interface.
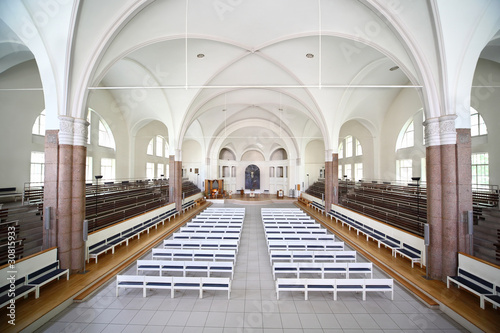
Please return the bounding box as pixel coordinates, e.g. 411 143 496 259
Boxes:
27 261 59 280
386 235 400 244
458 268 494 289
0 276 26 295
403 243 421 255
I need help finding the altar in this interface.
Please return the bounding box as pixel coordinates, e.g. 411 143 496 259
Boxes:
244 189 261 198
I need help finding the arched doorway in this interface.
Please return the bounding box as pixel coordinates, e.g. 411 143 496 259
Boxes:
245 164 260 190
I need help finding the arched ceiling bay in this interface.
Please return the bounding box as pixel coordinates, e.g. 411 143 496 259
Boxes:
93 0 417 158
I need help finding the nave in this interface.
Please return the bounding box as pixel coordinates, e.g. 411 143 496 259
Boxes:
37 203 465 333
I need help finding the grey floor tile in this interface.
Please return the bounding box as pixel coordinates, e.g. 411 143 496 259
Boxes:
92 308 121 324
262 313 282 328
280 313 303 329
81 323 108 333
102 324 126 333
335 313 362 329
148 310 173 326
167 310 191 326
298 313 322 329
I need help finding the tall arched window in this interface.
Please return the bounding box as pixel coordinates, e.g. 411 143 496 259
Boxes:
338 143 343 159
471 108 487 136
32 110 45 135
355 139 363 156
397 120 414 150
345 136 353 158
146 135 169 178
98 120 116 149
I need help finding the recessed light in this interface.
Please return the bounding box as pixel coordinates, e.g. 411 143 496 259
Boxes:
389 66 399 71
222 108 226 112
197 53 205 58
306 53 314 58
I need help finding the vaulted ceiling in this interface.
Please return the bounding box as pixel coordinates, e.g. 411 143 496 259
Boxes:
1 0 498 160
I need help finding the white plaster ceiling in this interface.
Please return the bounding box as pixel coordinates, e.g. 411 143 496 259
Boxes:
0 0 497 160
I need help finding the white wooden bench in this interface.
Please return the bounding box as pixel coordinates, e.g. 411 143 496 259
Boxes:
263 224 322 229
265 228 327 235
137 260 234 278
447 268 496 308
186 223 243 229
26 261 69 298
116 275 232 299
395 243 422 268
151 248 237 262
267 240 344 252
180 227 241 234
172 233 241 242
163 239 239 252
269 250 357 265
272 262 372 279
0 277 37 307
276 278 393 301
266 234 335 243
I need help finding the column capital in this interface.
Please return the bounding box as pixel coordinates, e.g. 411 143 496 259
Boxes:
58 116 74 145
58 116 89 146
424 115 457 147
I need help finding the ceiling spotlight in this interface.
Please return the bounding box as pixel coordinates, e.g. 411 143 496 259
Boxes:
306 53 314 58
389 66 399 71
197 53 205 58
222 108 226 112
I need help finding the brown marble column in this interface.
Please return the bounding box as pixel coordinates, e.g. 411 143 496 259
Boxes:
332 153 339 204
169 155 183 212
43 130 59 249
456 129 473 254
324 160 333 213
175 160 183 211
426 145 442 280
441 144 458 280
57 144 73 269
169 155 175 204
71 145 87 273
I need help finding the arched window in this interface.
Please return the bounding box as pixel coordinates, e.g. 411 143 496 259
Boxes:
471 108 487 136
397 120 414 150
345 136 353 158
98 120 115 149
147 140 154 155
355 139 363 156
338 143 343 159
147 135 167 156
32 110 45 135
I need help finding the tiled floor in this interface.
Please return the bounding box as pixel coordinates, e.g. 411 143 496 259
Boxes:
36 203 467 332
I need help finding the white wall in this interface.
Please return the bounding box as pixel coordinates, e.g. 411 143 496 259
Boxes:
338 120 375 181
471 59 500 186
304 140 324 187
0 60 44 191
378 88 423 181
134 121 169 179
